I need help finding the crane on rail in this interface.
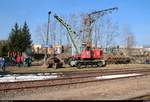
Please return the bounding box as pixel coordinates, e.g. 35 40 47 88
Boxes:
46 7 118 68
54 14 106 68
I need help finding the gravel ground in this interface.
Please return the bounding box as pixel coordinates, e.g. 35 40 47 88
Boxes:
3 74 150 100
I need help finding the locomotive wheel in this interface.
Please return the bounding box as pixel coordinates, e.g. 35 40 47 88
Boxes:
91 63 94 68
97 62 102 67
53 63 57 69
70 61 76 67
76 62 81 68
48 64 53 68
101 63 107 67
53 62 63 69
93 63 98 68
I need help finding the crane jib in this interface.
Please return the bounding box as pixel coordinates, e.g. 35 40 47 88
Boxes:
54 14 82 54
88 7 118 16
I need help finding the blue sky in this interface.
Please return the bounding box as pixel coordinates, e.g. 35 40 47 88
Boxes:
0 0 150 46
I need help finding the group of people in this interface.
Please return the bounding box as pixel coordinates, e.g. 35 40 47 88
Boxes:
0 55 33 71
12 55 32 67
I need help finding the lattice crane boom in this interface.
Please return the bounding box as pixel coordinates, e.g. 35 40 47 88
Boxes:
54 14 82 54
84 7 118 46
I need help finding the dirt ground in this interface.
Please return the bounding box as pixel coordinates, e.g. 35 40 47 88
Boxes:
1 64 150 100
6 75 150 100
1 64 150 73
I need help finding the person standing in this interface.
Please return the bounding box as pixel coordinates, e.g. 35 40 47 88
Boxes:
16 55 21 67
27 56 32 67
0 57 2 69
0 57 6 71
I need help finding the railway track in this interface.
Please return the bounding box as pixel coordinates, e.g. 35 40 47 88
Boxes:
1 68 150 92
4 66 150 77
61 68 150 77
129 94 150 100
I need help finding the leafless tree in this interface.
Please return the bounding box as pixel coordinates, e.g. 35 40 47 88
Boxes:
92 16 119 51
122 25 136 56
35 24 47 45
35 20 62 46
35 12 119 56
105 17 119 48
66 13 82 39
50 20 57 46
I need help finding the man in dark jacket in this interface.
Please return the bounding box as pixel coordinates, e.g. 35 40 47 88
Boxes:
0 57 6 71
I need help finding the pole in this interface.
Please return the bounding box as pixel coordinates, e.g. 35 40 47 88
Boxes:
47 11 51 46
43 11 51 66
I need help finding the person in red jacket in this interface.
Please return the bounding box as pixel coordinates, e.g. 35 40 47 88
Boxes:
16 55 21 67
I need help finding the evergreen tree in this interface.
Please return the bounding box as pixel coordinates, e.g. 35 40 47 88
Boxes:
0 40 8 56
22 21 32 50
8 22 32 52
8 23 22 51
